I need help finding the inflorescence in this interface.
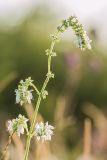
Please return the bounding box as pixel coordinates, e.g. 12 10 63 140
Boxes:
8 114 28 137
5 16 92 160
35 122 54 142
57 16 91 50
15 77 33 106
8 15 92 143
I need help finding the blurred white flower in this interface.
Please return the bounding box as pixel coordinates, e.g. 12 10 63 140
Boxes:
8 120 16 132
8 114 28 137
35 122 54 142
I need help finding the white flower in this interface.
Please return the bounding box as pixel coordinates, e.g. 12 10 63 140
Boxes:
7 114 28 137
15 88 33 105
15 78 33 105
26 90 33 103
16 125 24 136
35 122 54 142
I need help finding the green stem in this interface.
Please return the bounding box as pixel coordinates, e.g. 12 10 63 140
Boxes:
24 35 57 160
48 41 55 73
48 55 51 73
23 134 31 160
30 83 40 95
41 76 49 92
24 95 41 160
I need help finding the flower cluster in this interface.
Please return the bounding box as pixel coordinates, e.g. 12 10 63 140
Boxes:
8 114 28 137
57 16 91 50
41 90 48 99
46 72 54 79
15 77 33 105
35 122 54 142
45 49 56 57
50 34 60 42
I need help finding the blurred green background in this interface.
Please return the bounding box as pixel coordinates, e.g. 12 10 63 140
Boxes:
0 1 107 160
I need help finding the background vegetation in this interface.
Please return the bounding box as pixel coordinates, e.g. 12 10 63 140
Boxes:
0 2 107 160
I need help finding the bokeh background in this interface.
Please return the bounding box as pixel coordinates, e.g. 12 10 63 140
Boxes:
0 0 107 160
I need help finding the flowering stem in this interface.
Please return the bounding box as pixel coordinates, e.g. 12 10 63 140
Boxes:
23 16 91 160
24 36 57 160
0 133 14 160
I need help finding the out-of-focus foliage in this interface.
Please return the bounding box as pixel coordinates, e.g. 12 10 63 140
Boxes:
0 6 67 118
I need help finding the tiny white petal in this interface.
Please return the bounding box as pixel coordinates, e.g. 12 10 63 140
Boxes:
8 120 13 132
15 90 21 104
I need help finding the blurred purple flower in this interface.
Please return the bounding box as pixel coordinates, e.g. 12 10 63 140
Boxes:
88 58 102 73
65 52 81 70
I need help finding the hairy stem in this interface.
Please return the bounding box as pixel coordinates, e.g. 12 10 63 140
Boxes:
0 133 13 160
